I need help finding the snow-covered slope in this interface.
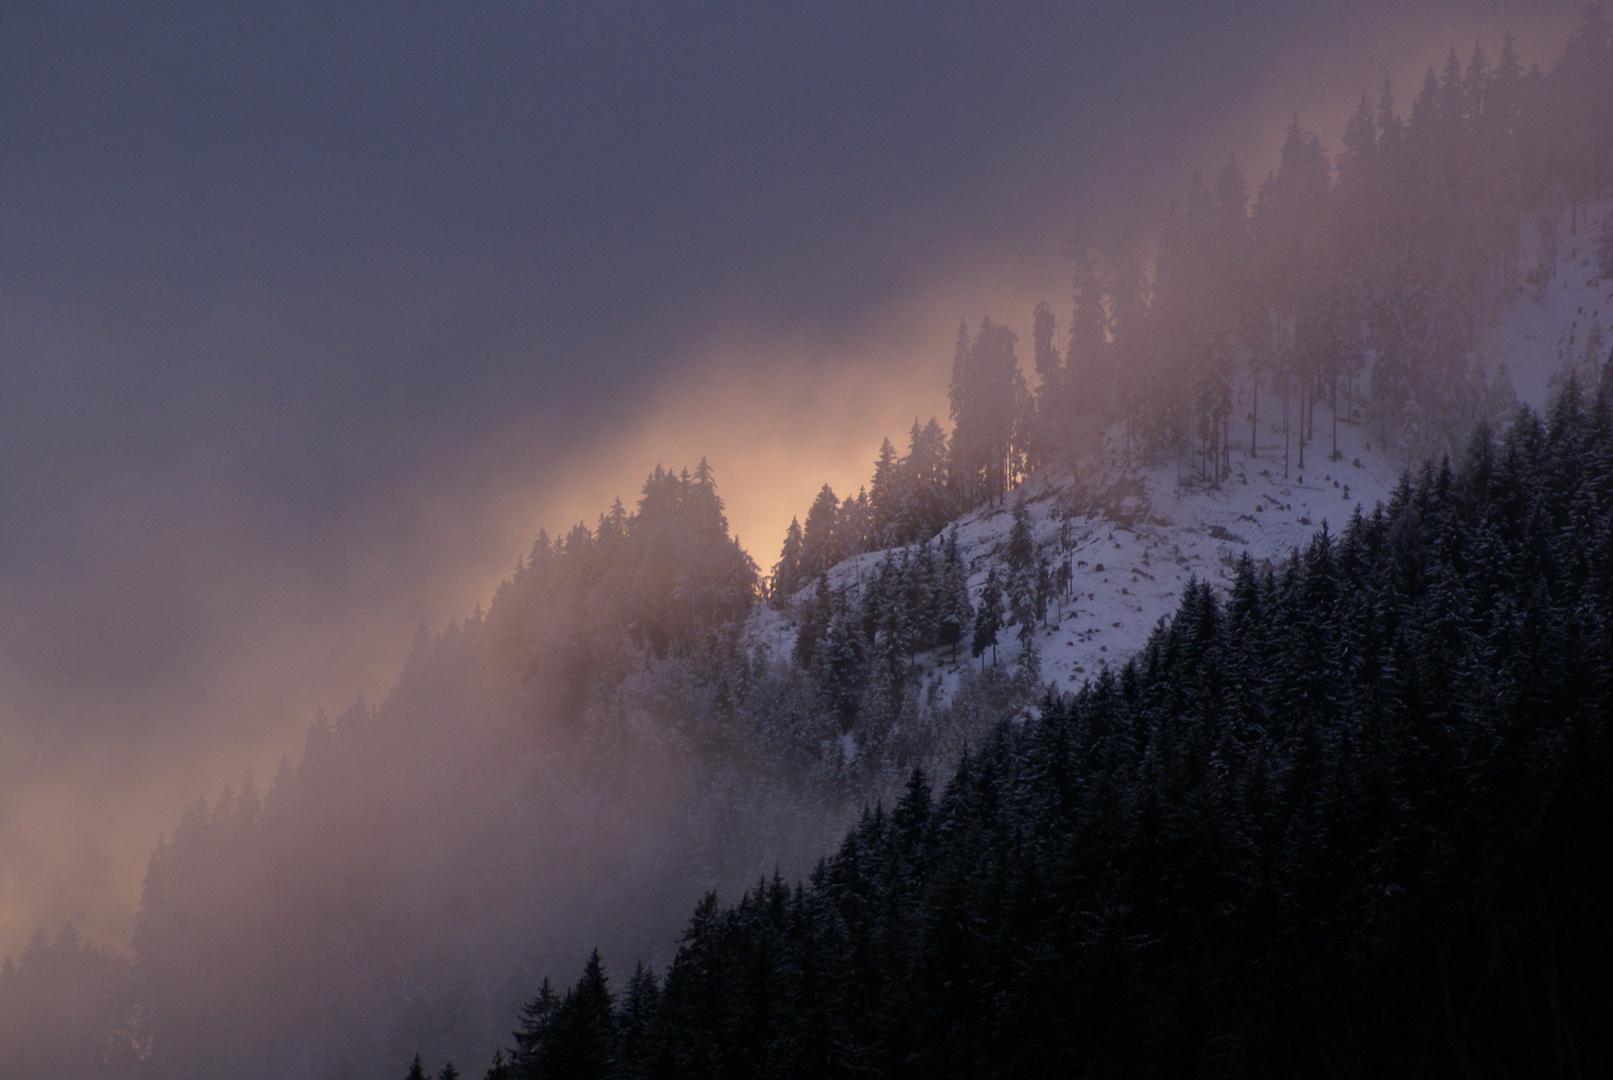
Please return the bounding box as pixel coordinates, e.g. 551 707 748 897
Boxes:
947 436 1404 690
1479 204 1613 406
755 205 1613 707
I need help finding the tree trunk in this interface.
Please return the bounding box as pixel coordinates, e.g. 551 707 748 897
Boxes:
1331 377 1339 460
1250 377 1259 458
1297 381 1306 473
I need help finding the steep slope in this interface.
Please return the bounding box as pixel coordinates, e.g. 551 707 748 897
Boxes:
508 371 1613 1079
765 204 1612 721
8 20 1610 1075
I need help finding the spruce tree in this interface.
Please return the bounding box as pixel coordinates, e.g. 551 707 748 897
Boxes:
869 437 902 546
938 530 973 662
772 517 804 605
950 319 1028 508
1030 300 1063 466
801 484 842 578
972 570 1004 668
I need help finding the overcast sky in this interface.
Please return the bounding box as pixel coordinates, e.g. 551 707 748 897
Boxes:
0 0 1581 956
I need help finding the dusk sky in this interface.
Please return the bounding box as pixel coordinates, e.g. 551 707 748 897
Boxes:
0 0 1580 956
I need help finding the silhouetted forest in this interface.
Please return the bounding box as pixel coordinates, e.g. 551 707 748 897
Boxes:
506 376 1613 1078
4 11 1612 1079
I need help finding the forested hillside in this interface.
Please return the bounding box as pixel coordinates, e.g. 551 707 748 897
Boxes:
775 14 1613 589
499 374 1613 1079
3 12 1612 1079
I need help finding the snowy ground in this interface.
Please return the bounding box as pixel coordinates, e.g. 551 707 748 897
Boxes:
1479 201 1613 407
948 428 1405 692
753 203 1613 705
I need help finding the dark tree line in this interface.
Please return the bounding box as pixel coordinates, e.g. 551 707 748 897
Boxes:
9 16 1613 1079
498 366 1613 1078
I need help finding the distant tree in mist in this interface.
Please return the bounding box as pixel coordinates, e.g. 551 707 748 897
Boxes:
868 436 903 546
1597 206 1613 278
799 483 843 581
1064 235 1110 420
0 924 142 1080
897 418 953 542
771 516 804 604
1028 299 1063 469
948 318 1029 509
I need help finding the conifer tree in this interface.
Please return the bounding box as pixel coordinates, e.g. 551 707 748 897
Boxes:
937 530 973 662
838 488 872 558
869 437 902 546
801 484 842 578
899 418 953 542
1066 235 1110 416
1030 300 1063 466
772 517 804 605
971 570 1004 668
617 963 660 1080
949 319 1028 509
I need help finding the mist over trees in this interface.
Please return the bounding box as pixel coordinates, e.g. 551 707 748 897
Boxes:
4 11 1612 1079
118 463 837 1077
773 11 1613 573
0 926 141 1080
509 373 1613 1078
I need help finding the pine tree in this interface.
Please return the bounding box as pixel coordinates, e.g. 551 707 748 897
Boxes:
972 570 1004 668
1104 229 1152 463
511 979 559 1076
1066 234 1110 416
1030 300 1063 466
617 963 660 1079
556 950 617 1079
817 602 869 730
949 319 1028 508
937 530 974 662
801 484 842 578
793 574 834 669
838 488 872 558
869 437 902 546
502 383 1613 1073
899 417 953 542
772 517 805 605
1003 510 1042 646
